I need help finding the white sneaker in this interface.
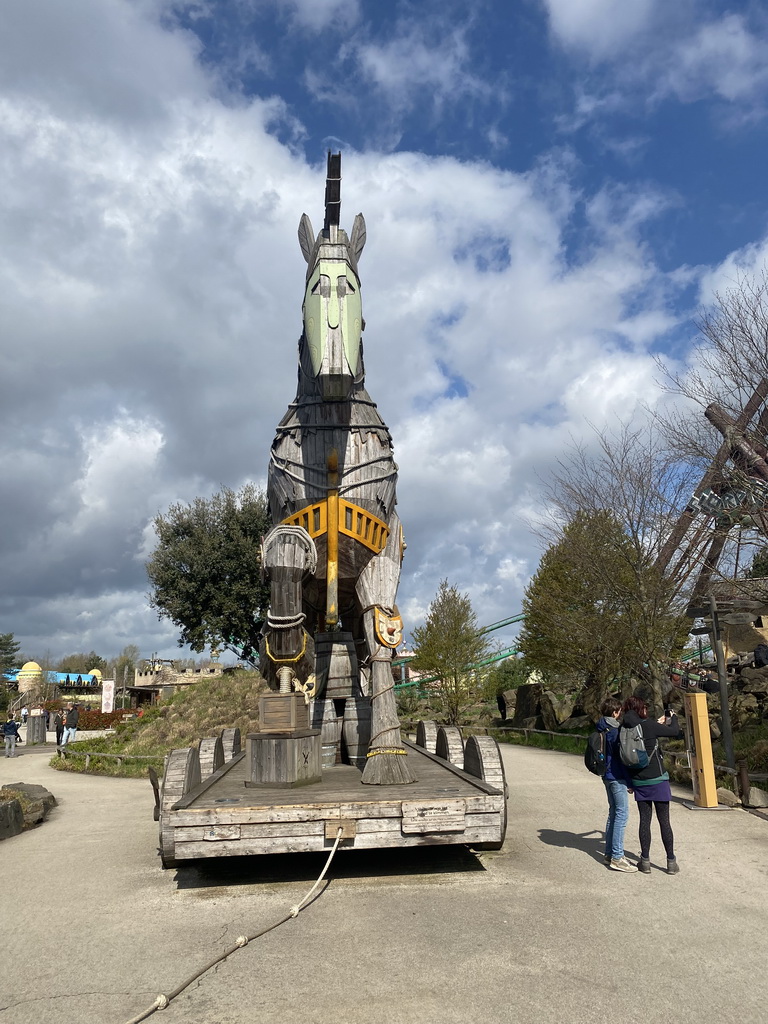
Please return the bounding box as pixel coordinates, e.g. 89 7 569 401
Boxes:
609 857 638 873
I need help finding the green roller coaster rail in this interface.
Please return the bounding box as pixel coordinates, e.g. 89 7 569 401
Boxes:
392 609 711 692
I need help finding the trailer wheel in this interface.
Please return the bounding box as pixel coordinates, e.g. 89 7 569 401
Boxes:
415 719 438 753
159 747 201 868
463 734 508 850
435 725 464 767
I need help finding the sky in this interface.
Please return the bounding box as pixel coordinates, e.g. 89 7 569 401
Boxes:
3 0 768 665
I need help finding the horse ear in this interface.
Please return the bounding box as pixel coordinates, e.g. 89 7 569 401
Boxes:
350 213 366 262
298 214 315 264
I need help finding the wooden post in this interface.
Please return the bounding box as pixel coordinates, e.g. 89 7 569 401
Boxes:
684 691 718 808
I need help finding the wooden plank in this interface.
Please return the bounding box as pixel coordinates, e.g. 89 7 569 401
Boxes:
172 825 502 859
173 752 246 809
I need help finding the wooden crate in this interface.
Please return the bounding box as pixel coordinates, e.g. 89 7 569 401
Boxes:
246 729 322 788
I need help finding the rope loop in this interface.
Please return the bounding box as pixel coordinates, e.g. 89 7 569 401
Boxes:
155 995 169 1010
235 936 249 947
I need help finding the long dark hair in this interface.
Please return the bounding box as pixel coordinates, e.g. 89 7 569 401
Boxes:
622 696 648 718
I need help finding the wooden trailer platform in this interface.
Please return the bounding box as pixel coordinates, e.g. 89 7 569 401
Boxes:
157 726 508 868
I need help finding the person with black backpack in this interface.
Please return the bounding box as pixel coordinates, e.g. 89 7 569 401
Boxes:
620 696 683 874
594 697 637 873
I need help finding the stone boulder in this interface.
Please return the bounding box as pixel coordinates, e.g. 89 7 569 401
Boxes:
511 683 543 726
744 785 768 809
738 667 768 694
562 715 592 733
0 798 24 840
539 691 576 731
716 787 741 807
2 783 56 814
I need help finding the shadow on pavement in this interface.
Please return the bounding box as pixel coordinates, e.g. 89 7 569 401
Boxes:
174 844 487 889
537 827 604 862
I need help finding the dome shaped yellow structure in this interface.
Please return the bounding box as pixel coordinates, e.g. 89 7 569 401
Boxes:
88 668 103 681
17 661 42 682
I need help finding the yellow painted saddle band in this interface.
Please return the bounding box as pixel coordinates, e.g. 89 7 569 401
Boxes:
282 498 390 554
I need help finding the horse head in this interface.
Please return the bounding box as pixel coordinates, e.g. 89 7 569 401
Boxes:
297 152 366 401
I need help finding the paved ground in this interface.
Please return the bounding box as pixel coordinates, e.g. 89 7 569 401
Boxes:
1 736 767 1024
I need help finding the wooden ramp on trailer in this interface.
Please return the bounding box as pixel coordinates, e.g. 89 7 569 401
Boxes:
157 727 507 867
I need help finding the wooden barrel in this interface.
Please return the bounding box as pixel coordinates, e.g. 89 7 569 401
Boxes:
220 727 241 762
198 735 224 781
415 719 438 753
311 698 342 769
435 725 464 767
342 696 372 770
315 632 358 698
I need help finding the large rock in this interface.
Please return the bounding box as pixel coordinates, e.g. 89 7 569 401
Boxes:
562 715 592 732
539 691 576 731
0 798 24 840
511 683 543 726
502 690 517 712
2 783 56 814
716 787 741 807
738 669 768 694
744 785 768 809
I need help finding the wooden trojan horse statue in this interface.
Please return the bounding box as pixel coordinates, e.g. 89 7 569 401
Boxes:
259 152 415 786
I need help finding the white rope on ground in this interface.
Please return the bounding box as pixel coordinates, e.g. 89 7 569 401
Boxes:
121 827 345 1024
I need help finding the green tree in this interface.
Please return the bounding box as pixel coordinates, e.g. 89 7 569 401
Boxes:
146 484 271 662
410 580 492 726
0 633 21 677
747 546 768 579
56 651 107 674
519 509 688 719
484 655 532 698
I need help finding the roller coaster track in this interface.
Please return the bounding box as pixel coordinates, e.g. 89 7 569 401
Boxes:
392 611 710 690
393 612 525 689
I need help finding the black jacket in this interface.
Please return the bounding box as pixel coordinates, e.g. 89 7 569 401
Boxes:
622 709 682 782
65 708 80 728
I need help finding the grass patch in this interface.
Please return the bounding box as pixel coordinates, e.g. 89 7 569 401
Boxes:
49 670 267 778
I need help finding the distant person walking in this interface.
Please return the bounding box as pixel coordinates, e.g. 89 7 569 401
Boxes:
621 696 683 874
596 697 636 873
61 704 80 746
54 709 65 746
20 705 28 725
3 714 21 757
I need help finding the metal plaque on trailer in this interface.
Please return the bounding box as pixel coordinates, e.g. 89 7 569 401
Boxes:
401 799 466 834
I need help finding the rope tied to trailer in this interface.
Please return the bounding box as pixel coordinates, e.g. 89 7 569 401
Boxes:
121 827 344 1024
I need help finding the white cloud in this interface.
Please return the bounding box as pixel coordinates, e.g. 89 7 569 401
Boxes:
660 14 768 105
0 0 711 660
542 0 657 59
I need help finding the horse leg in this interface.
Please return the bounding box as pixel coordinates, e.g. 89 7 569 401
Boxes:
259 525 317 692
355 514 415 785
